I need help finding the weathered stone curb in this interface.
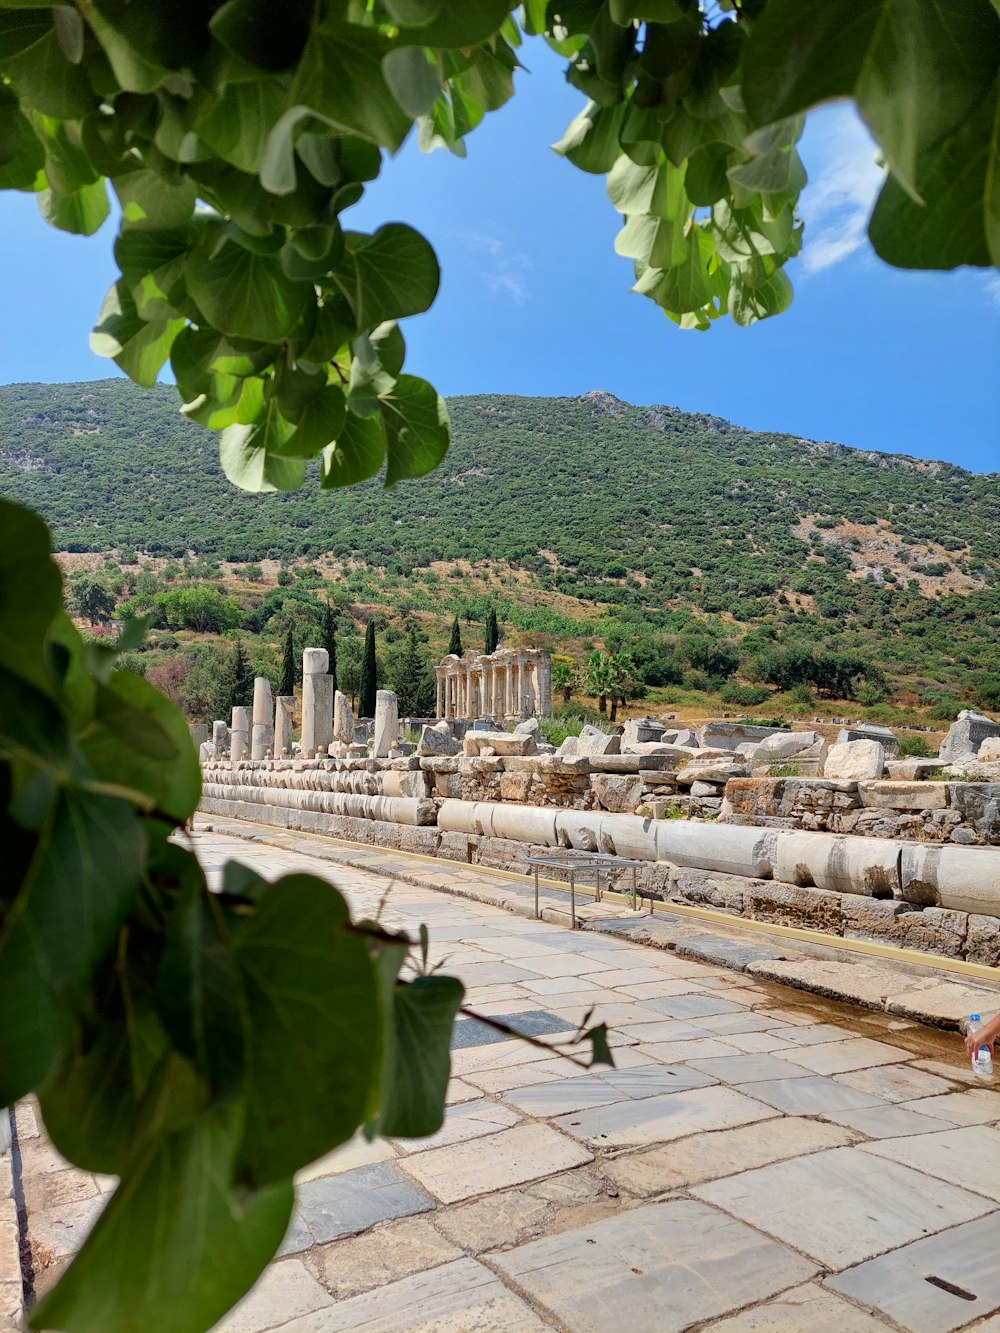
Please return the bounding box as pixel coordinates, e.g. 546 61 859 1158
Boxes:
1 1108 24 1332
197 817 1000 1033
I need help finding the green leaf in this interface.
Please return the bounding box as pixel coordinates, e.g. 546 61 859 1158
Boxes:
868 82 1000 268
326 224 440 330
553 99 626 174
0 10 97 118
210 0 314 72
31 1104 294 1333
40 948 172 1175
234 874 380 1185
743 0 1000 199
373 975 463 1137
0 788 144 1106
195 76 290 175
290 21 411 151
182 373 266 429
282 385 348 457
219 401 307 493
0 498 62 690
383 46 443 120
171 325 276 399
380 374 450 485
728 265 792 325
115 225 197 320
81 671 201 822
0 86 44 189
396 0 513 48
609 0 681 21
635 228 718 313
273 361 328 424
685 141 732 206
113 169 198 231
90 282 184 387
159 873 247 1096
321 410 386 488
87 0 213 69
185 236 315 343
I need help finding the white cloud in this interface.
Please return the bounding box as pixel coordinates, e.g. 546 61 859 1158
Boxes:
459 231 531 304
986 275 1000 312
798 107 886 276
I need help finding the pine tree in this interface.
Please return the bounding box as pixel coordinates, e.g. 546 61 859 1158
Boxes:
485 606 500 654
393 625 435 716
214 638 255 718
279 628 295 697
322 602 337 690
447 615 463 658
359 619 377 718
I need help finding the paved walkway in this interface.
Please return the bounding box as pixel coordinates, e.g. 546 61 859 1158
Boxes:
12 828 1000 1332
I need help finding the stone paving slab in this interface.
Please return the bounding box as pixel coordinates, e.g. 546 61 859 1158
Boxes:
271 1257 552 1331
694 1146 994 1268
397 1122 593 1204
552 1083 780 1148
827 1212 1000 1333
491 1198 817 1332
708 1281 891 1331
861 1125 1000 1202
743 1072 886 1116
295 1162 436 1244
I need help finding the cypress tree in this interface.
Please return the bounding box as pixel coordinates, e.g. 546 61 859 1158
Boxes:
322 602 337 690
232 638 254 709
485 606 500 653
447 615 463 658
279 627 295 697
359 619 377 718
393 625 435 716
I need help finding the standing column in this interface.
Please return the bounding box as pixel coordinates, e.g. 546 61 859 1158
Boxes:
230 706 250 761
374 689 399 758
274 695 295 756
505 660 514 717
300 647 333 756
435 670 443 720
251 676 274 759
538 650 552 717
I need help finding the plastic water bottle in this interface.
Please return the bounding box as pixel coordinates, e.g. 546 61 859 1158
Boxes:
968 1014 994 1079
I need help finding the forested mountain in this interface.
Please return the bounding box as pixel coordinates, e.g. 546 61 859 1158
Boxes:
2 378 999 715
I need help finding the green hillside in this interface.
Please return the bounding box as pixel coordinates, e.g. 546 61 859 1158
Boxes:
2 377 999 717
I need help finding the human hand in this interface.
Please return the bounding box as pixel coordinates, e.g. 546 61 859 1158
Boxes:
965 1015 1000 1059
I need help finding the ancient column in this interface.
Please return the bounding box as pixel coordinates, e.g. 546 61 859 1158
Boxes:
374 689 399 757
189 721 209 748
538 650 552 716
300 647 333 757
230 706 250 761
274 695 295 756
333 689 355 744
435 670 444 720
251 676 274 759
211 720 230 754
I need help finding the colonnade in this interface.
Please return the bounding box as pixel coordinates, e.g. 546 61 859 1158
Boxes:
435 648 551 721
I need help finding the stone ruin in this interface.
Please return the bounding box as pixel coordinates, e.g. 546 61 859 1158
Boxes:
435 647 551 721
196 652 1000 968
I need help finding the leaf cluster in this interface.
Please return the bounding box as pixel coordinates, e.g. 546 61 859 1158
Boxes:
0 494 477 1331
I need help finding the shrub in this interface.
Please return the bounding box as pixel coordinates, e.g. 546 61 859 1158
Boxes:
898 733 935 758
719 682 770 707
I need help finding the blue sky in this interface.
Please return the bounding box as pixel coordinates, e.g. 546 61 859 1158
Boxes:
1 36 997 473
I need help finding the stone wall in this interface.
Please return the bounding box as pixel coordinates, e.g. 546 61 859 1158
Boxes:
722 777 1000 846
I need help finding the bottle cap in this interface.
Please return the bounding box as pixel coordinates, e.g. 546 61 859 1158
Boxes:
971 1014 982 1023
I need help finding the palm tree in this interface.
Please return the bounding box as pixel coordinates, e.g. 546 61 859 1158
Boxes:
585 652 613 715
552 657 577 706
607 652 641 723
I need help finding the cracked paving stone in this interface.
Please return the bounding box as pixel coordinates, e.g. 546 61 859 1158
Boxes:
295 1161 435 1244
491 1198 816 1332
